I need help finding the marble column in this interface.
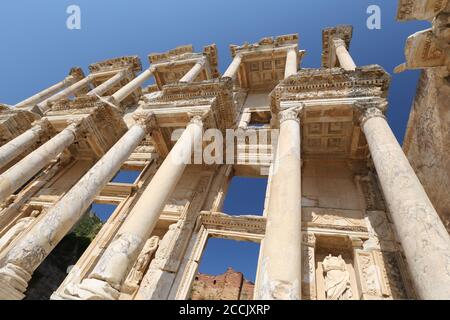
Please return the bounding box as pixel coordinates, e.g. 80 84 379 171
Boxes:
111 68 154 104
360 105 450 300
333 38 356 71
0 121 81 204
256 107 302 300
222 54 243 79
284 48 298 78
179 57 206 83
0 117 151 299
0 119 51 171
87 70 127 97
75 116 203 299
37 76 93 112
14 76 75 108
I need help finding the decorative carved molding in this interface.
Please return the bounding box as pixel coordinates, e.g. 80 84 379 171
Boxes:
270 65 390 114
397 0 448 21
133 111 157 134
68 67 86 82
200 212 266 236
230 34 298 57
89 56 142 74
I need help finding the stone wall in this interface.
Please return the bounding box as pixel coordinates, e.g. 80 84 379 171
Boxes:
403 66 450 233
190 267 254 300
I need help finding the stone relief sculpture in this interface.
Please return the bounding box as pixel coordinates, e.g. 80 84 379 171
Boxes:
122 236 159 293
322 254 352 300
0 210 40 253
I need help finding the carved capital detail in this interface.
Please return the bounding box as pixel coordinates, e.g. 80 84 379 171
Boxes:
355 101 387 127
302 232 316 247
279 104 304 124
332 37 347 49
133 111 156 134
31 118 54 141
187 111 206 127
65 118 87 140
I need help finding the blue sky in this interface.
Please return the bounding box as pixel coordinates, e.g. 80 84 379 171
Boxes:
0 1 429 282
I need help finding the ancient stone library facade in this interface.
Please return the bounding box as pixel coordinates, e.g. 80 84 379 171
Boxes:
0 2 449 301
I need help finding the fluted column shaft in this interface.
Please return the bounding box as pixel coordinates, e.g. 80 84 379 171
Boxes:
256 108 302 300
0 121 50 171
333 38 356 71
361 107 450 300
0 122 148 299
284 48 298 78
0 122 79 203
223 54 243 79
87 70 127 97
111 68 154 104
81 117 203 299
14 76 75 108
179 58 206 83
37 76 93 112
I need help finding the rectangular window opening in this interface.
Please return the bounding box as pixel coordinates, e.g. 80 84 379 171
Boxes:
191 237 260 300
222 176 268 216
111 169 142 184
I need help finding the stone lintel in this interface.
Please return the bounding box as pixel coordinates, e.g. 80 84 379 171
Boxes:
270 65 390 114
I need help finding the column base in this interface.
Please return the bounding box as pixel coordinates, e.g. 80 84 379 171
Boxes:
0 263 31 300
59 278 120 300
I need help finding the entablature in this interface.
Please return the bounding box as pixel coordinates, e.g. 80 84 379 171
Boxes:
149 44 219 89
229 34 304 91
0 109 39 146
44 97 129 160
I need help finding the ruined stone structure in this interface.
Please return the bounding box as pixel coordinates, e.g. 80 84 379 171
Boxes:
191 267 254 300
396 0 450 233
0 23 449 300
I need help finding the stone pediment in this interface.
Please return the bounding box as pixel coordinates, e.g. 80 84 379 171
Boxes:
89 56 142 74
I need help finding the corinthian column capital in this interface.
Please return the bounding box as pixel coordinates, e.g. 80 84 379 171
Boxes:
356 101 387 127
279 104 304 124
332 37 347 49
187 111 206 127
65 118 87 140
133 111 156 134
31 118 54 141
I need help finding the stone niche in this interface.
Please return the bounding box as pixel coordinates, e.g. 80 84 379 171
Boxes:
313 235 359 300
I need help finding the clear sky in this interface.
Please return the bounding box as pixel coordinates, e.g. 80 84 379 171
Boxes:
0 1 430 282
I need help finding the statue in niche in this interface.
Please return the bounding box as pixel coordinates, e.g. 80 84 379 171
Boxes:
122 236 160 294
0 210 40 253
322 254 352 300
